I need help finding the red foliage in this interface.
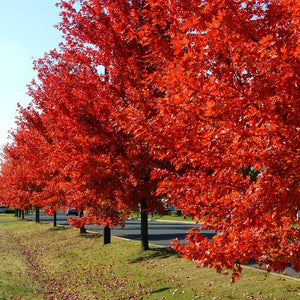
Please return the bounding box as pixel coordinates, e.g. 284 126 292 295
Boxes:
5 0 169 228
0 117 54 210
144 0 300 278
1 0 299 279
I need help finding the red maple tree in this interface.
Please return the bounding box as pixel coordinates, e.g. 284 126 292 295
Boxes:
21 0 175 249
0 116 52 213
143 0 300 279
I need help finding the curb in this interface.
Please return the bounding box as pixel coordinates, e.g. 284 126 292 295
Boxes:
242 265 300 281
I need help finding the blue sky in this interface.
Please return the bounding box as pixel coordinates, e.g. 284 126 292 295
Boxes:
0 0 63 148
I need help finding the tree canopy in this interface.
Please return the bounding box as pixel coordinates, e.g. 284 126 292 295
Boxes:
0 0 299 280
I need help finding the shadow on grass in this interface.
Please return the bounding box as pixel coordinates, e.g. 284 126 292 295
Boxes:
119 287 171 300
131 247 180 263
149 287 171 294
79 232 103 239
48 225 69 231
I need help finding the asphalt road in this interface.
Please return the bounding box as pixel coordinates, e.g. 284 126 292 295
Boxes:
26 210 300 279
26 210 207 247
87 219 216 247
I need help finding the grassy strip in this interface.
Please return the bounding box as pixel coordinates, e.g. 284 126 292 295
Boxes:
132 212 195 222
148 215 194 222
0 213 19 222
0 218 300 299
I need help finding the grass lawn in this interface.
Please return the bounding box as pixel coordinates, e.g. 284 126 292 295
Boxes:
0 216 299 299
148 215 194 222
0 213 19 222
132 211 195 222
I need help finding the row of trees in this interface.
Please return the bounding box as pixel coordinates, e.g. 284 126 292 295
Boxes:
0 0 299 279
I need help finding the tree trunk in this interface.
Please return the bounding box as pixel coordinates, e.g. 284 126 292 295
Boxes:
18 209 22 218
80 226 86 234
103 225 111 244
15 208 18 217
53 211 57 227
21 210 25 219
140 197 149 251
79 210 86 233
35 207 40 222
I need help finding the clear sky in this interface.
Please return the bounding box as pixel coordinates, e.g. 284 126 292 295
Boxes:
0 0 63 148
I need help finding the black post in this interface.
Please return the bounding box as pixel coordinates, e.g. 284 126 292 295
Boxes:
140 197 149 251
79 210 86 234
35 207 40 222
53 211 57 227
103 225 111 244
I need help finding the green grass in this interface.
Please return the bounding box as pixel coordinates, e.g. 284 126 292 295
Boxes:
0 213 19 222
148 214 194 222
0 219 300 299
132 211 195 222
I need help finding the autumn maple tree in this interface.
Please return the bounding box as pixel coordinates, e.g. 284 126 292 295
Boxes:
0 114 54 217
140 0 300 279
18 0 176 250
